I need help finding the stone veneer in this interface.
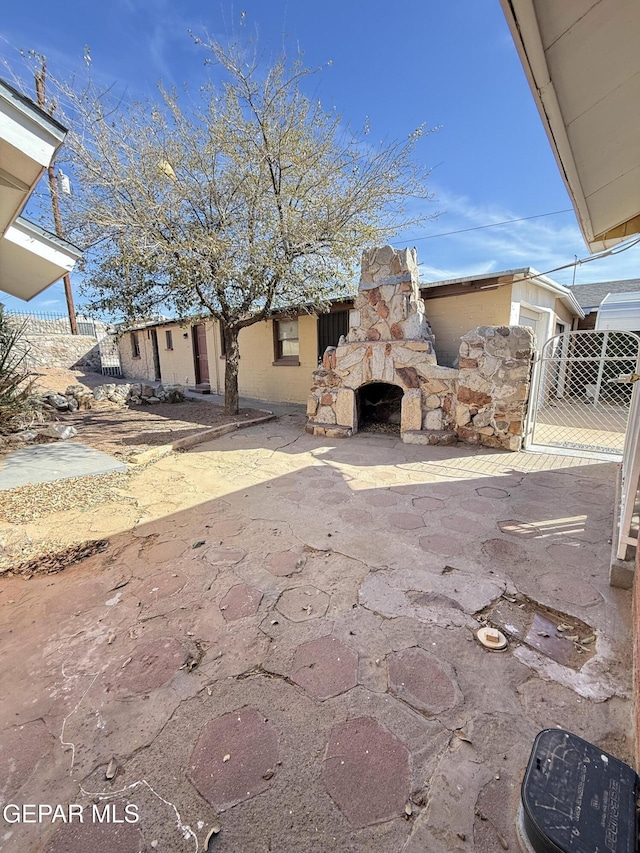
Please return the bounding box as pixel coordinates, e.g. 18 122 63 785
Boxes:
455 325 534 451
306 245 535 451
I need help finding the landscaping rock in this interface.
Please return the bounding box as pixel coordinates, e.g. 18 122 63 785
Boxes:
43 392 69 411
38 424 78 440
12 430 38 443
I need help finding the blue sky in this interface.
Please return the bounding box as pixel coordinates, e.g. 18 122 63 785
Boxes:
2 0 640 315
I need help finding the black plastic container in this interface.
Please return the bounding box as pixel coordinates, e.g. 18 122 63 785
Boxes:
520 729 638 853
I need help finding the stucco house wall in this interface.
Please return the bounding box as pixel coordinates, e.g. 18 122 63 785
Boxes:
118 314 318 404
238 315 318 403
422 286 512 367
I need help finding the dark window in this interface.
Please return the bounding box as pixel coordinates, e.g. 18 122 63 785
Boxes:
165 329 173 350
219 324 226 358
131 331 140 358
317 309 349 362
274 318 299 363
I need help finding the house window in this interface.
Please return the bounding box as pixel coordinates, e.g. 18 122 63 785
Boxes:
165 330 173 350
274 318 299 364
131 331 140 358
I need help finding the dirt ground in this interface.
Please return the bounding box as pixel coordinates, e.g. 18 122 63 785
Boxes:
30 368 269 460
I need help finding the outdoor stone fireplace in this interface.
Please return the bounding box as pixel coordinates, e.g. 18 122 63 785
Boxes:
306 245 459 443
306 245 535 451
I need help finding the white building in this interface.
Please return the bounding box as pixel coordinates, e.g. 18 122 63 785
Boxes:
0 77 81 301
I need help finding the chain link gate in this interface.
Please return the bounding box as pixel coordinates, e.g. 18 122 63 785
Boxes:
525 329 640 458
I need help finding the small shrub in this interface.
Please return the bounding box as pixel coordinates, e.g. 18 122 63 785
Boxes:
0 308 41 435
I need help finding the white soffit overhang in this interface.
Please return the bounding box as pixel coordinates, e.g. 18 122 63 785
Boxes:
0 78 67 234
500 0 640 253
0 217 81 301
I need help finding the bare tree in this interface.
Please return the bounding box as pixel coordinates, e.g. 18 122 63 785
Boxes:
48 40 436 413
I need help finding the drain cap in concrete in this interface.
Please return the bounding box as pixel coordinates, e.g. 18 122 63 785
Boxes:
477 626 508 650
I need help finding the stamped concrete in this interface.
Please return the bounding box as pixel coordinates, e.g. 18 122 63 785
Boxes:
188 706 279 811
0 412 633 852
323 717 411 827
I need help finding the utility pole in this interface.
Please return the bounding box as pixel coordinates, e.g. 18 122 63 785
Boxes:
34 58 78 334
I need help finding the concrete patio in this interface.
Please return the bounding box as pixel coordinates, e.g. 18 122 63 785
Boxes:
0 412 632 852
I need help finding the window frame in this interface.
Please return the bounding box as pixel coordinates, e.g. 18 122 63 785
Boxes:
165 329 174 351
131 331 140 358
273 317 300 365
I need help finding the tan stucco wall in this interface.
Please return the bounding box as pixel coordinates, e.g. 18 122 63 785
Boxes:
118 321 224 390
118 315 317 403
237 314 318 404
424 286 513 367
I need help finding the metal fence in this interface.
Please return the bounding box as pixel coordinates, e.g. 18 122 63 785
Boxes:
4 311 98 338
525 329 640 457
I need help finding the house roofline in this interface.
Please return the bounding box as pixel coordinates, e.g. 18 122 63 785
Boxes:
0 77 68 142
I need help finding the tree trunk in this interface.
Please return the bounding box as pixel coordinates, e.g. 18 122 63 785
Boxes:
223 323 240 415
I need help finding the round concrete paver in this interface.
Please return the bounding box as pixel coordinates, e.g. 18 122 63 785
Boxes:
291 636 358 700
476 487 510 499
418 534 461 557
265 551 306 577
202 547 246 567
537 572 603 607
206 518 246 538
189 706 278 811
342 508 373 525
276 586 330 622
136 571 186 602
388 512 425 530
117 637 186 694
44 816 143 853
323 717 410 827
362 491 398 507
220 583 263 621
144 538 189 563
411 496 444 512
388 647 462 714
481 538 528 564
318 492 351 505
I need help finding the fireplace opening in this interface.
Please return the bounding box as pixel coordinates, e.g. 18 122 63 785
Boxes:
357 382 403 434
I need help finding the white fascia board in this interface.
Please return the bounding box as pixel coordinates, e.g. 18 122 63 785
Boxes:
0 219 80 301
512 269 585 318
5 217 81 265
0 79 67 167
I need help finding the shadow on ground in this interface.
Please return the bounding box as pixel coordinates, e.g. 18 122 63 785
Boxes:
0 417 632 853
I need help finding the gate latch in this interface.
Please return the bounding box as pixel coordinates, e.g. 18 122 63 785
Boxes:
612 373 640 383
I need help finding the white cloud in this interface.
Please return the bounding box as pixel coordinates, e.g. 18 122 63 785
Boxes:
403 186 640 286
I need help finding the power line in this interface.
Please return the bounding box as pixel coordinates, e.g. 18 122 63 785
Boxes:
526 235 640 282
392 208 573 245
